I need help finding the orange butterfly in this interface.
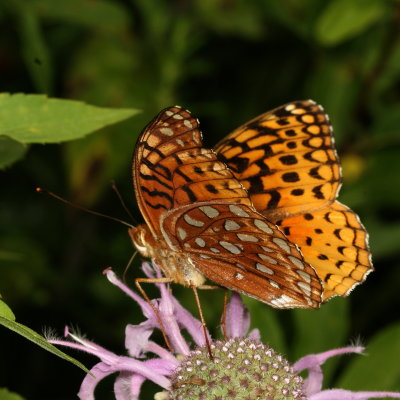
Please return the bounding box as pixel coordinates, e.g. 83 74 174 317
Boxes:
129 101 372 308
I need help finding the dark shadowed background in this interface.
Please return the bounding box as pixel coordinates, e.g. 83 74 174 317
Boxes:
1 0 400 399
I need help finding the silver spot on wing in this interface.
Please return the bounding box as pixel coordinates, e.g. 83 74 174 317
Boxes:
229 204 249 217
224 220 241 231
273 238 291 253
288 255 305 270
160 127 174 136
219 241 241 255
298 281 311 296
237 233 259 242
177 227 187 240
195 237 206 248
199 205 220 218
269 280 280 289
297 270 311 283
256 263 274 275
183 119 193 128
254 219 273 234
184 214 205 227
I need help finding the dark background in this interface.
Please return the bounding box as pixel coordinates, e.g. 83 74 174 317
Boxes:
1 0 400 399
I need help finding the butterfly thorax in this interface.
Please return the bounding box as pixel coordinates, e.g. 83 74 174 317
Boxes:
128 224 207 287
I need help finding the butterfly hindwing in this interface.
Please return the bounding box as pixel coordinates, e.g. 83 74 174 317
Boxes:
160 201 322 308
276 202 372 300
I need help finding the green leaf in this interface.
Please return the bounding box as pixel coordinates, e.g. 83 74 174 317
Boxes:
267 0 325 39
336 323 400 391
315 0 387 46
360 150 400 208
0 300 15 321
31 0 130 33
372 103 400 140
291 297 349 380
372 40 400 97
368 220 400 259
195 0 264 39
0 316 90 374
0 136 27 169
13 0 53 93
0 388 25 400
0 93 140 143
306 58 360 145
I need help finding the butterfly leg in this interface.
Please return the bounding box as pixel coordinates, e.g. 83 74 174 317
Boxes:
198 284 228 339
135 277 174 353
221 290 228 339
191 286 213 360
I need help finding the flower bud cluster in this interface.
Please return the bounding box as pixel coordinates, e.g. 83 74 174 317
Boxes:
169 338 306 400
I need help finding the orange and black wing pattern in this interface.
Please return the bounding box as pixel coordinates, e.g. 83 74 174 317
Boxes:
215 100 373 300
133 106 251 237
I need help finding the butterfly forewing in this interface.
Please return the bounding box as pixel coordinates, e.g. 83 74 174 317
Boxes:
160 201 322 308
215 100 341 221
133 106 251 237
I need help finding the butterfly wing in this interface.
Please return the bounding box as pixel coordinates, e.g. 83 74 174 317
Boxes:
276 202 372 300
133 106 251 238
215 100 373 300
133 106 323 308
160 201 323 308
215 100 340 221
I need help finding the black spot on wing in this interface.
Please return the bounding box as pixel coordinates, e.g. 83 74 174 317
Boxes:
291 188 304 196
205 184 218 194
312 185 324 199
282 172 300 183
279 155 298 165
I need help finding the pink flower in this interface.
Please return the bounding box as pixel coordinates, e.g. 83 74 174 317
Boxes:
49 263 400 400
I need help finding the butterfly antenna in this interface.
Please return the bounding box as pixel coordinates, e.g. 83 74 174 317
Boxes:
36 187 134 229
110 181 138 225
122 250 138 284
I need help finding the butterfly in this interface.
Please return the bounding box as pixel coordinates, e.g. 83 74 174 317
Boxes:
129 101 373 309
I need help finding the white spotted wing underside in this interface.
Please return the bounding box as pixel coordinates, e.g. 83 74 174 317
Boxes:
133 106 323 308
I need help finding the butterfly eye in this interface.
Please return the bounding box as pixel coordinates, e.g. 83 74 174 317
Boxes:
129 226 151 258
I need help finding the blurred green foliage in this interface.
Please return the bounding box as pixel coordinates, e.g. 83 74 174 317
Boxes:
1 0 400 399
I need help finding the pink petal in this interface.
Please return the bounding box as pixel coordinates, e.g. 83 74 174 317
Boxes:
309 389 400 400
114 372 144 400
146 341 180 366
294 347 365 395
294 346 365 373
78 362 116 400
155 288 191 355
171 296 209 347
225 293 249 338
248 328 261 341
125 323 153 358
104 269 153 318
